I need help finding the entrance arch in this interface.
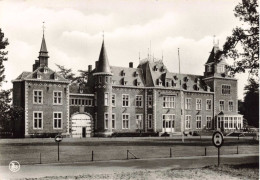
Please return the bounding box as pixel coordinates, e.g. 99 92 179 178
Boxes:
71 113 92 138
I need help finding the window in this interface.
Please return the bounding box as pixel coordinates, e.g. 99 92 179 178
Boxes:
206 116 211 129
196 98 202 110
122 114 129 129
162 114 175 129
148 114 152 129
185 98 191 110
104 113 108 129
94 93 97 106
33 90 43 104
228 101 233 111
99 76 102 83
53 91 62 105
53 112 62 129
207 65 212 72
105 76 108 83
217 65 225 73
136 114 143 129
196 115 202 129
37 74 41 79
71 99 75 105
222 85 231 95
104 93 109 106
163 96 175 108
112 94 116 107
206 99 212 110
185 115 191 129
95 113 97 130
148 95 153 108
122 94 130 107
219 100 224 111
112 113 116 129
33 111 43 129
135 95 143 107
224 117 228 128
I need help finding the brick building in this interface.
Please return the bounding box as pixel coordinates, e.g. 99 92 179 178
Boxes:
12 34 243 138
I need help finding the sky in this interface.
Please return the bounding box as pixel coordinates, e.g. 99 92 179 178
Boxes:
0 0 249 100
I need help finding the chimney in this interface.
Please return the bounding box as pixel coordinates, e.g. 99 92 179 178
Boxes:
95 61 99 69
33 60 40 71
88 65 92 72
129 62 133 68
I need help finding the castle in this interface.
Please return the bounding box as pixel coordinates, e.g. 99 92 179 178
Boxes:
12 33 243 138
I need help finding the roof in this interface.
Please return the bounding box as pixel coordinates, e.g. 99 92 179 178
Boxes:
96 40 111 74
13 66 69 82
38 35 49 58
218 111 243 116
110 66 145 86
69 83 93 94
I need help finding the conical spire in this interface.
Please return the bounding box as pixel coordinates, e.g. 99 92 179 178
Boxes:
96 40 111 74
205 45 220 64
38 34 49 67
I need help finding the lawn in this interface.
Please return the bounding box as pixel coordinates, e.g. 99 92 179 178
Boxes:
0 137 258 165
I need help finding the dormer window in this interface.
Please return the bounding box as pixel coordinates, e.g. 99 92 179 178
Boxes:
154 65 158 71
207 65 212 72
217 65 225 73
157 79 162 86
161 66 165 72
174 76 178 80
183 83 188 90
135 71 139 77
122 78 127 85
136 79 141 86
121 70 125 76
80 89 83 94
44 68 48 73
194 84 200 91
172 80 176 87
183 77 189 82
124 81 127 85
37 74 41 79
54 75 58 80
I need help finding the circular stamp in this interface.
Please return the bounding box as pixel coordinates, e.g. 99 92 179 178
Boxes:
9 161 20 172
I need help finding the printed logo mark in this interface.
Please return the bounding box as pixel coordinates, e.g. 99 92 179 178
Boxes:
9 161 20 172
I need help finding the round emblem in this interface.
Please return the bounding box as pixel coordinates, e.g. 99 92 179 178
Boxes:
9 161 20 172
212 131 224 148
55 135 63 143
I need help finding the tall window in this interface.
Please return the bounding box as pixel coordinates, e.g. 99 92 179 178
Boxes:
224 117 228 128
104 113 108 129
135 95 143 107
53 112 62 129
99 76 102 83
185 115 191 129
163 96 175 108
228 101 233 111
196 98 202 110
148 95 153 108
222 85 231 94
219 100 224 111
53 91 62 105
122 114 129 129
206 116 212 129
196 115 202 129
148 114 152 129
185 98 191 110
112 94 116 107
122 94 129 107
136 114 143 129
112 113 116 129
104 93 109 106
162 114 175 129
105 76 108 83
206 99 212 110
33 90 43 104
33 111 43 129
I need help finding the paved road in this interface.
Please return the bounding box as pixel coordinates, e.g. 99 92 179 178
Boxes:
0 153 258 180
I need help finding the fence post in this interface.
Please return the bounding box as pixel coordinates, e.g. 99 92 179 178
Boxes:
237 146 238 154
205 147 207 156
127 150 129 160
40 153 41 164
170 148 172 158
92 150 94 161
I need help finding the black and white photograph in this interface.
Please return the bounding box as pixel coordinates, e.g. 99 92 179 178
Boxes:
0 0 259 179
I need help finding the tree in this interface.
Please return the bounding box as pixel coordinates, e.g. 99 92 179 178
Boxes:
0 28 9 86
243 78 259 127
55 64 75 81
218 0 259 77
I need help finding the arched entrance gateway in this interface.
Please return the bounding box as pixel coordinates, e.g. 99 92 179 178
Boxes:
71 113 93 138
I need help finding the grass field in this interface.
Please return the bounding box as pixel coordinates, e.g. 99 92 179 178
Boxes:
19 163 259 180
0 137 258 165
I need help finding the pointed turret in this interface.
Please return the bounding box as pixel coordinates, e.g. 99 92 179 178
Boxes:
205 45 220 64
38 34 49 67
96 40 111 74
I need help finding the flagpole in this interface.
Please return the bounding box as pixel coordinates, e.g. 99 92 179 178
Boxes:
178 48 184 143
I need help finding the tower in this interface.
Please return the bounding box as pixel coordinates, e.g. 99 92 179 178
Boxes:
93 39 113 136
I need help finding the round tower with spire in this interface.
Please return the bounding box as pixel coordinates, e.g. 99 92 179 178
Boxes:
93 38 113 136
